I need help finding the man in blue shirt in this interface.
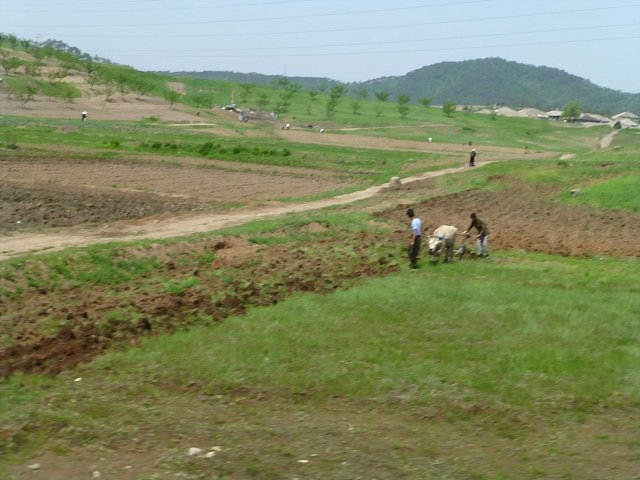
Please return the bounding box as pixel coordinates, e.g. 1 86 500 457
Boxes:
406 208 422 269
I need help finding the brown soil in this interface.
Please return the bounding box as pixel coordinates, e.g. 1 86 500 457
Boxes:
401 177 640 257
2 175 639 378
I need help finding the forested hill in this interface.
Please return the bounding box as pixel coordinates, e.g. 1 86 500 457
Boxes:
358 58 640 114
166 70 341 91
170 58 640 115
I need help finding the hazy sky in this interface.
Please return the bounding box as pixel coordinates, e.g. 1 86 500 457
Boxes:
2 0 639 92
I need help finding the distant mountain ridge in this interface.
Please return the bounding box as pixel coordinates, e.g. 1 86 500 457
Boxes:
168 58 640 115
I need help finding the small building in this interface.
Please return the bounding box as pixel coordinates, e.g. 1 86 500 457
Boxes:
544 110 563 120
612 111 639 122
579 113 609 123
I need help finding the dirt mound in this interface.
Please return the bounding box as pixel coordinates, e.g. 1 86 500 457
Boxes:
0 234 400 377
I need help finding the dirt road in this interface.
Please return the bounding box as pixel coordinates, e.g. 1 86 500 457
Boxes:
0 165 472 259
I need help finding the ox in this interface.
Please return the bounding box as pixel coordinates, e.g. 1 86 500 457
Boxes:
427 225 458 262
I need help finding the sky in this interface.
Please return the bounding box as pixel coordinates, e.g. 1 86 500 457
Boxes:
2 0 640 93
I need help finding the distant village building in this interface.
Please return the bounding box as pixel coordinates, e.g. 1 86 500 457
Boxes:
612 111 639 122
612 111 639 129
544 110 563 120
578 113 609 124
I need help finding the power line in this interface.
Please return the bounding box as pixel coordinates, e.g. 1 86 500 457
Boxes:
92 23 640 53
5 3 639 31
101 35 640 59
0 0 318 13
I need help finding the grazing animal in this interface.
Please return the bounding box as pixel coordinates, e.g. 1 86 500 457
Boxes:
428 225 458 262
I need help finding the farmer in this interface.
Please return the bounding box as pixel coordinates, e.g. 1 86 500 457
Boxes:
463 212 489 257
469 148 476 167
81 111 88 122
406 208 423 269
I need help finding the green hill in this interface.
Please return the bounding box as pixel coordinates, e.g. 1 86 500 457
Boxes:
173 58 640 115
358 57 640 114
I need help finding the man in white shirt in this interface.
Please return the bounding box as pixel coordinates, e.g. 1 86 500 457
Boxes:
406 208 422 269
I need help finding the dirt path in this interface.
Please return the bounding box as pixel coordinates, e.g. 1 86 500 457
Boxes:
0 165 474 260
600 130 619 149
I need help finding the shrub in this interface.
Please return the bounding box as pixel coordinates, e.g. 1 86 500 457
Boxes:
103 140 120 149
199 142 214 156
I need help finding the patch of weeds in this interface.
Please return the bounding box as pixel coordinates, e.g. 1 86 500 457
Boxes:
162 276 200 295
198 141 215 156
51 442 71 456
196 251 216 264
102 139 120 149
25 275 43 290
50 258 72 280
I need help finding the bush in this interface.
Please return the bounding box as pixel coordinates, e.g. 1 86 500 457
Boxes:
199 142 214 156
103 140 120 149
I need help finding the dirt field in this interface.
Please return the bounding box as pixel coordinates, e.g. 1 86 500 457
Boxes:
2 162 640 377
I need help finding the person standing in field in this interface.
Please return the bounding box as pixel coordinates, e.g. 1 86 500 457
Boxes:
81 111 88 122
469 148 476 167
406 208 423 269
463 212 489 257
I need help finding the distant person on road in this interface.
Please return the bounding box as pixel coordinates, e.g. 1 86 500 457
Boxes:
469 148 476 167
463 212 489 257
406 208 423 269
81 111 88 122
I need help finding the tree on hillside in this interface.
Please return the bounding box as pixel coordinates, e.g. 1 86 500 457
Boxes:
397 93 411 118
87 71 101 90
273 78 300 114
562 101 581 120
375 91 389 102
115 77 129 98
1 57 23 74
419 97 432 108
257 91 269 108
350 100 361 115
5 35 19 49
133 79 155 98
325 84 346 118
163 90 181 108
103 81 116 103
24 64 41 77
442 101 457 117
11 82 38 106
354 87 368 99
239 83 255 103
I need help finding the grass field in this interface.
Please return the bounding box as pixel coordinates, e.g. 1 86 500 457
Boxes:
2 251 640 479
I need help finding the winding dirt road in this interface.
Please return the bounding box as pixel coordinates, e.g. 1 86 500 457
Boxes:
0 165 474 260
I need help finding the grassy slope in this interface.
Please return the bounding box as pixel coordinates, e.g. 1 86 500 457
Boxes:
1 252 639 479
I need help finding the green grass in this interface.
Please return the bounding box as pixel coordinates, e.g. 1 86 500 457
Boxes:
561 174 640 212
435 150 640 196
94 252 639 411
0 116 459 185
1 252 639 474
4 76 81 101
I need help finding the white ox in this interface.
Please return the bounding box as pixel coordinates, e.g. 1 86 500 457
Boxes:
427 225 458 262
